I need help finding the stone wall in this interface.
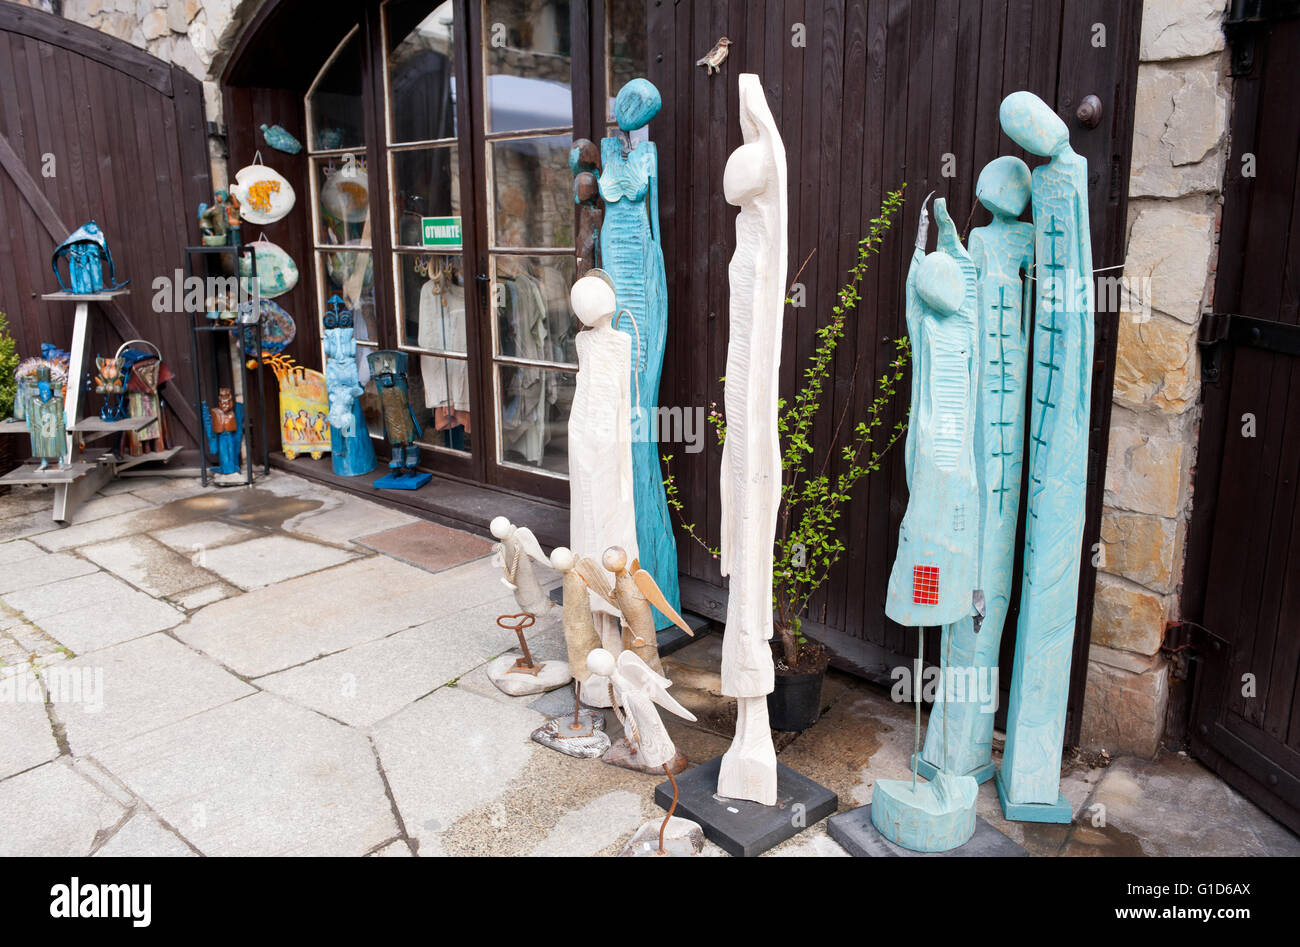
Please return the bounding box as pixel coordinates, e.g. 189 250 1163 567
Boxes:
1081 0 1230 758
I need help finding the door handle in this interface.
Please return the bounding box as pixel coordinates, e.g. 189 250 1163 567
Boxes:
1076 94 1103 129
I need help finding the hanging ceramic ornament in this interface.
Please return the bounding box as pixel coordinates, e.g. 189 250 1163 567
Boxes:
237 298 297 357
239 236 299 299
230 154 296 225
320 162 369 226
260 123 303 155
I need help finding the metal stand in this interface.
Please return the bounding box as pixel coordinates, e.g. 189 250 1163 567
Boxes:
183 245 269 487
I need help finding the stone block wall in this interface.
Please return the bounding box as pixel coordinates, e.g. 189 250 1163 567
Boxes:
1081 0 1230 758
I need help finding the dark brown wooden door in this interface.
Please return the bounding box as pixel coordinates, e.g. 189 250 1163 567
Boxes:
0 2 209 450
1183 9 1300 835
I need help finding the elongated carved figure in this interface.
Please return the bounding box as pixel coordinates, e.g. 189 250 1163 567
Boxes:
324 295 376 477
997 90 1094 821
715 74 787 807
871 197 981 853
490 516 553 618
567 270 638 709
598 78 680 630
919 157 1034 783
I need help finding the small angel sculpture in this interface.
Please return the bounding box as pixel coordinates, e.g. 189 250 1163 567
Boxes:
576 545 692 676
489 516 553 619
588 648 704 856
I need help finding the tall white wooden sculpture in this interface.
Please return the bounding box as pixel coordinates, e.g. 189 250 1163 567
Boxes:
716 73 787 807
568 270 639 709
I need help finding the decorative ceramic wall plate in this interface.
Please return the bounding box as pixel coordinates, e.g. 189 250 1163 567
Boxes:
230 159 296 225
239 239 299 298
320 165 369 225
237 298 297 356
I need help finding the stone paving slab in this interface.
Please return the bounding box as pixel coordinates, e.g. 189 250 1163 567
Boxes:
527 789 646 856
49 633 255 755
0 676 60 779
372 685 546 856
283 495 419 546
28 506 178 553
151 520 259 555
197 534 358 590
0 550 98 595
171 582 239 611
177 555 509 678
0 539 47 564
93 809 197 857
94 691 398 857
80 534 222 599
4 571 185 654
0 758 127 857
256 599 521 728
355 521 494 574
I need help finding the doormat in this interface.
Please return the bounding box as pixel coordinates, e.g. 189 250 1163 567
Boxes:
355 520 493 574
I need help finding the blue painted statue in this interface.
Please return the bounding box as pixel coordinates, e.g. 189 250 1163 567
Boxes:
201 387 244 476
597 78 680 630
872 197 981 853
25 366 68 471
996 90 1095 823
368 350 432 491
324 295 376 478
51 221 127 294
918 156 1035 785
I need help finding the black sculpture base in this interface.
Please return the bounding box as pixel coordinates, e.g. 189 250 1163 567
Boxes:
653 755 837 857
826 803 1026 857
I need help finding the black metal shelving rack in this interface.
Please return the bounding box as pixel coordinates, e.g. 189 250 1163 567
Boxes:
183 244 270 487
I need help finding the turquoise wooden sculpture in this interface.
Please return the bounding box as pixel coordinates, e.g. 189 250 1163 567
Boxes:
917 156 1034 785
597 78 680 630
873 197 980 852
324 295 376 478
996 91 1094 823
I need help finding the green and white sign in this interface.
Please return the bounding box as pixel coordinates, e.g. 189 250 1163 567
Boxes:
421 216 462 248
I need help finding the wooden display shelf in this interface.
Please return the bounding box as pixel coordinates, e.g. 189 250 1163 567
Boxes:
107 446 183 472
0 420 27 435
0 460 98 486
70 415 153 433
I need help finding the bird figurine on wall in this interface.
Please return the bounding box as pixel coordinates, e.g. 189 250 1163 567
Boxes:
696 36 732 75
260 123 303 155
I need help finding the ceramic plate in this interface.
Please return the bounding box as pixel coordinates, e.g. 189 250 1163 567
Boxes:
231 162 296 225
239 240 299 298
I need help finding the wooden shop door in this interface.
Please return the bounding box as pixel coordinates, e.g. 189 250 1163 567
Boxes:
1183 8 1300 834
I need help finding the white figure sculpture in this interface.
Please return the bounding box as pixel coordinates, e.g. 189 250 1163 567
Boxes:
489 515 553 617
589 647 705 856
716 73 787 807
568 270 640 709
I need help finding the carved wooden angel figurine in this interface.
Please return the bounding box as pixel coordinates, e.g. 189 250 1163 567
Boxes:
578 545 692 676
588 648 705 856
567 270 639 703
489 516 553 618
716 73 787 807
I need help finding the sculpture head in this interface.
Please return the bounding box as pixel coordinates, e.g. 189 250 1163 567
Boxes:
586 647 615 678
614 79 662 133
570 270 617 327
217 387 234 412
976 156 1031 219
915 252 965 316
550 546 574 572
601 545 628 574
489 516 514 541
999 91 1070 158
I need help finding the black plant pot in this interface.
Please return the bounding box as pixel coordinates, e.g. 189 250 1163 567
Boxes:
767 668 825 732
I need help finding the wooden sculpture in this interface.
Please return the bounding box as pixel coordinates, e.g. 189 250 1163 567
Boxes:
996 91 1095 822
200 387 243 477
24 366 68 471
598 78 681 630
567 270 638 709
529 545 612 758
872 196 980 853
716 73 787 807
570 138 603 276
490 516 553 619
918 157 1034 784
587 648 705 857
323 295 375 477
368 350 432 490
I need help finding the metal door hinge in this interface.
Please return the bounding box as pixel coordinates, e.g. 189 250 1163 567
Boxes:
1198 311 1300 382
1226 0 1300 74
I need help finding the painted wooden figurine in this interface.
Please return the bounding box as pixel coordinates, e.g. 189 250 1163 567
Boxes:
24 366 68 471
871 196 981 853
716 73 787 807
368 350 432 490
598 78 681 630
567 270 637 709
997 90 1095 823
200 387 243 476
94 354 127 422
323 295 376 477
52 221 126 294
570 138 603 276
587 648 705 857
918 156 1034 785
528 545 612 759
485 516 571 697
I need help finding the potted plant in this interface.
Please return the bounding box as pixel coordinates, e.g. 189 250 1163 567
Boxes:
0 312 21 486
665 186 911 731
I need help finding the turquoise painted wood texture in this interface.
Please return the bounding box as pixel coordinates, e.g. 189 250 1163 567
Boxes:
996 91 1094 815
885 198 981 629
920 156 1034 783
597 78 680 629
323 296 375 478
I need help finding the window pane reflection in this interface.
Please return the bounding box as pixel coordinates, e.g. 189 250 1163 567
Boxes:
310 32 365 150
490 135 572 248
387 0 459 143
492 254 576 365
484 0 572 132
497 364 573 473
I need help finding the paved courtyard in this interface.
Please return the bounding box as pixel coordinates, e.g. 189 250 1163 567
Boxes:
0 470 1296 857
